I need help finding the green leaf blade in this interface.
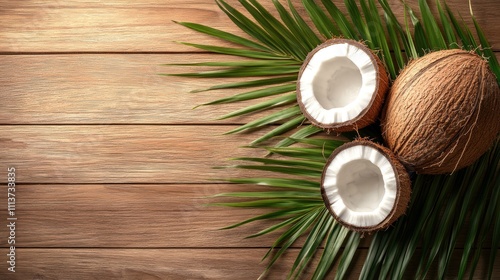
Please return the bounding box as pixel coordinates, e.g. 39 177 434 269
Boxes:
206 83 297 106
218 93 296 120
225 106 301 135
302 0 339 38
175 21 270 51
418 0 447 50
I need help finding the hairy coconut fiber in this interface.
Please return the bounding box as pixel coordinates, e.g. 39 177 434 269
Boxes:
321 140 411 232
297 39 389 132
382 49 500 174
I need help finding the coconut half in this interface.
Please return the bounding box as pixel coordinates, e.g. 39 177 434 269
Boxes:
321 140 411 232
297 39 389 132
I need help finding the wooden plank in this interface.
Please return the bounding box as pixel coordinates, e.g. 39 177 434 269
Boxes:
0 184 490 248
0 0 498 52
0 208 279 249
0 54 296 124
0 248 332 280
0 248 497 279
0 125 278 184
0 184 250 212
1 53 499 125
0 0 230 53
0 184 285 248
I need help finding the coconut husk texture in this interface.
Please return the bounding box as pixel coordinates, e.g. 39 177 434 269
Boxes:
382 49 500 174
321 140 411 233
297 38 389 132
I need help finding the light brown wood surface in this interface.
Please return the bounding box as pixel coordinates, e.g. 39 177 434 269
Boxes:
4 248 497 280
0 54 286 124
0 0 498 279
0 125 273 183
0 0 499 52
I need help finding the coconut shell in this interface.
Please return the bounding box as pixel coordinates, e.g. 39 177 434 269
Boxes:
382 49 500 174
297 38 389 132
321 140 411 232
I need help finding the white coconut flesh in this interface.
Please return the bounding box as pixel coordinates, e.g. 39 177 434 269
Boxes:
323 145 397 228
299 43 377 125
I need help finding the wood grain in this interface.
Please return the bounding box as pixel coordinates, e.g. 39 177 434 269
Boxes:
0 54 297 124
0 0 499 53
0 248 347 280
0 184 285 248
0 248 497 280
1 53 499 125
0 183 487 250
1 0 499 279
0 125 279 184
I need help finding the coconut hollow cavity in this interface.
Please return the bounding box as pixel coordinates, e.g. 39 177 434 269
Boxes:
297 39 389 132
321 140 411 232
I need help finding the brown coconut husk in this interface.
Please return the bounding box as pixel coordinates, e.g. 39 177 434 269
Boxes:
381 49 500 174
297 38 390 133
321 140 411 233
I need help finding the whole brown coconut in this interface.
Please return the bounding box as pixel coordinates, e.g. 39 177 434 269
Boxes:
382 49 500 174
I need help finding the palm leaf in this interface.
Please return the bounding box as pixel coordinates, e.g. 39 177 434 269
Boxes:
364 0 397 78
232 156 324 170
471 13 500 80
344 0 370 43
237 0 307 60
436 0 457 47
274 125 324 148
285 0 322 47
220 208 314 230
174 42 284 59
224 105 301 135
174 21 270 51
218 140 498 279
247 210 315 239
418 0 447 50
216 0 288 56
190 76 297 93
218 93 296 120
227 177 319 190
383 8 405 71
259 206 323 278
169 0 406 147
377 0 417 61
406 3 431 56
321 0 358 39
250 115 305 145
334 231 360 280
288 208 332 279
311 225 350 279
445 3 473 49
272 0 317 51
204 83 297 106
488 177 500 279
170 0 500 279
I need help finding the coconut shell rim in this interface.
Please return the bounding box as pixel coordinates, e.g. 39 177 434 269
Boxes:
320 140 412 232
297 38 389 132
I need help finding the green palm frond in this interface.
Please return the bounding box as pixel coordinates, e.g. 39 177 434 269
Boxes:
168 0 417 147
217 139 499 279
213 140 361 279
169 0 500 279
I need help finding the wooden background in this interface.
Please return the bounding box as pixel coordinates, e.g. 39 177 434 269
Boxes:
0 0 499 279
